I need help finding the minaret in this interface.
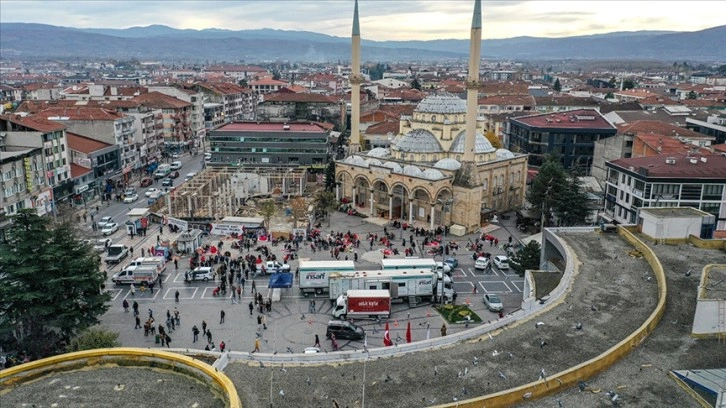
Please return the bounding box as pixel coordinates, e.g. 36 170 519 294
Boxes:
348 0 363 154
453 0 483 188
463 0 482 163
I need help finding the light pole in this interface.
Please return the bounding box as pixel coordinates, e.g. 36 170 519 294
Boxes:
540 178 554 232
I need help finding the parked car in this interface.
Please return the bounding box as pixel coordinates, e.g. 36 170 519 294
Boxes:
483 294 503 312
326 320 365 340
493 255 510 270
92 238 113 252
185 267 213 282
145 188 159 197
444 256 459 269
184 172 197 181
169 171 180 179
140 177 153 187
170 161 182 170
124 188 136 196
123 193 139 203
97 216 113 228
101 223 119 236
171 153 179 159
474 257 490 270
161 178 173 187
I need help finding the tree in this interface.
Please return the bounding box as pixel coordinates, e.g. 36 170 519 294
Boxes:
605 92 615 99
485 128 502 149
510 241 541 277
313 190 338 227
289 197 308 228
553 170 591 227
258 200 276 229
411 77 422 91
622 79 636 90
67 327 120 352
553 78 562 92
238 79 248 88
324 161 337 192
526 156 568 229
687 90 697 99
0 209 110 357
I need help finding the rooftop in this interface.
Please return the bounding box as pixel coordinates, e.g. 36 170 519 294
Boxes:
132 91 191 109
214 122 328 133
66 131 113 153
262 93 335 104
0 114 66 133
38 107 127 122
640 207 712 218
511 109 615 130
608 153 726 179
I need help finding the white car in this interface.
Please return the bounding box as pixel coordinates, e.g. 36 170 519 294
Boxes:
170 161 182 170
92 238 113 252
145 188 159 197
474 257 490 270
184 172 197 181
483 294 504 312
97 216 113 228
493 255 510 270
101 223 119 236
123 193 139 203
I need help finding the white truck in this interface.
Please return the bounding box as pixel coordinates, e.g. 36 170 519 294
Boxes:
103 244 129 264
124 256 167 275
111 265 159 286
256 260 290 275
328 268 455 304
299 260 356 295
333 289 391 320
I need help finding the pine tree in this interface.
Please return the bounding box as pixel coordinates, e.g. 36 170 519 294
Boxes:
553 172 591 226
0 209 110 357
553 78 562 92
510 241 541 276
324 161 337 192
526 156 568 228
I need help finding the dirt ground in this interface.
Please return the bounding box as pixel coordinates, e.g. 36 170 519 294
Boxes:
223 230 703 408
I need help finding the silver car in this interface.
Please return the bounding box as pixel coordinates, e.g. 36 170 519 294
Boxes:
483 294 503 312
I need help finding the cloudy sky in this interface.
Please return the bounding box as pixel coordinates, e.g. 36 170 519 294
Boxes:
1 1 722 41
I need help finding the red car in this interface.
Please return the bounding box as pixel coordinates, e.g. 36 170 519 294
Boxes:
169 171 180 179
140 177 153 187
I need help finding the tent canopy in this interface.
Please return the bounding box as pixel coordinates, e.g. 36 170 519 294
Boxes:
268 272 293 289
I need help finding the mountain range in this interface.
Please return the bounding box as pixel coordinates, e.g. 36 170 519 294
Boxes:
1 23 724 62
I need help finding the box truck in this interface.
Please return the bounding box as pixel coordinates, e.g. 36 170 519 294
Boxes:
124 256 167 275
299 260 355 295
333 289 391 320
328 269 454 304
111 265 159 286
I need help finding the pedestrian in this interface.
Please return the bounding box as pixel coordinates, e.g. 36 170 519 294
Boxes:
130 246 134 256
257 315 263 330
220 341 226 352
311 299 316 314
252 338 261 353
83 213 87 223
141 247 145 257
192 325 199 342
314 334 321 347
122 299 129 312
174 308 180 326
236 285 241 300
266 298 272 313
207 330 213 344
248 301 254 315
148 308 153 319
202 320 207 335
440 324 447 337
165 334 171 348
132 301 139 316
174 259 178 270
157 235 161 244
135 315 141 329
175 290 180 303
130 283 136 297
251 280 256 293
220 310 225 324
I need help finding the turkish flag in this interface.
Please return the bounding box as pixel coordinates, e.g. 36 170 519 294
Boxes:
383 322 392 346
406 321 412 343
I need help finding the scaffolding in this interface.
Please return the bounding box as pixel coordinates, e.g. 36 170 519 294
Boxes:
162 167 309 220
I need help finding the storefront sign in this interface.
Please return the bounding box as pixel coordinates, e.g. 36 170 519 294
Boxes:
23 158 33 191
75 184 89 194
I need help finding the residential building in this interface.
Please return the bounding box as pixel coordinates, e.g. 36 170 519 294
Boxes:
478 94 535 115
203 65 267 81
19 83 61 101
203 103 225 130
147 87 205 144
207 121 330 169
60 84 146 101
507 109 617 171
602 153 726 233
686 112 726 145
132 91 193 149
533 96 601 113
256 92 340 124
66 132 119 205
248 78 289 95
194 82 255 122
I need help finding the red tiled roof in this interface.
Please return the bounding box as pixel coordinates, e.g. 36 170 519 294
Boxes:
533 96 600 107
197 82 247 95
37 107 126 121
15 100 80 114
205 65 267 73
132 91 191 109
479 81 530 96
249 78 289 86
70 163 92 178
712 143 726 153
512 109 615 130
215 122 327 133
0 114 66 133
262 93 334 103
617 120 707 140
633 133 711 156
478 94 536 106
66 131 112 153
609 153 726 179
365 120 399 135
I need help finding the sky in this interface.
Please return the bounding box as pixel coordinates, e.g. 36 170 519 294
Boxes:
1 1 723 41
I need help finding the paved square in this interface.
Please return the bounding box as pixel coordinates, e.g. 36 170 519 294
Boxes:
509 280 525 292
479 281 512 293
164 287 197 300
106 288 123 301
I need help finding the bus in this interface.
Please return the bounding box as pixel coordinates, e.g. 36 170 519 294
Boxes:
299 260 356 294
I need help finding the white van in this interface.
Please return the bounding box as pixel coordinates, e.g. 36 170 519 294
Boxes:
184 172 197 181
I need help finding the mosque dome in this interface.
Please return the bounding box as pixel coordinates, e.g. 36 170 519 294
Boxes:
434 158 462 170
367 148 389 158
422 169 446 180
394 129 443 153
402 165 423 177
366 158 382 166
343 155 368 167
450 131 496 154
495 148 516 160
415 92 467 114
381 161 403 173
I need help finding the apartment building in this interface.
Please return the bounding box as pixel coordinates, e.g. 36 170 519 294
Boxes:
66 132 119 205
147 86 205 143
133 91 193 148
194 82 255 122
602 153 726 232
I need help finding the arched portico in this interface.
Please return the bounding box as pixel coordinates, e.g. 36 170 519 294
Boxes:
353 175 370 211
336 172 354 201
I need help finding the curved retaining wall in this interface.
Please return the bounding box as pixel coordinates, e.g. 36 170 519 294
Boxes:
0 347 241 408
431 226 668 408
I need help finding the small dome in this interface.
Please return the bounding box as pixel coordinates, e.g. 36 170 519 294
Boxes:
495 148 515 159
382 161 403 173
344 155 368 167
402 165 423 177
416 91 467 114
434 158 462 170
450 131 496 154
394 129 443 153
366 158 382 166
367 148 389 158
422 169 445 180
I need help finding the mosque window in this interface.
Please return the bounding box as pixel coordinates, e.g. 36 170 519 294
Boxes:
483 179 488 190
432 115 437 122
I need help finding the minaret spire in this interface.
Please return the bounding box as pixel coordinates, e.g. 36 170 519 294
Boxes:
463 0 482 164
348 0 363 154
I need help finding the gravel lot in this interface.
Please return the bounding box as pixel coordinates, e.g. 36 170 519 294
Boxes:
224 231 667 407
1 366 225 408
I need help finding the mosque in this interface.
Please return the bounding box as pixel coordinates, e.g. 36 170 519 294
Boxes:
335 0 529 233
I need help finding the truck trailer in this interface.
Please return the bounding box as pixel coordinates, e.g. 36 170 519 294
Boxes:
328 268 454 304
333 289 391 320
299 260 355 295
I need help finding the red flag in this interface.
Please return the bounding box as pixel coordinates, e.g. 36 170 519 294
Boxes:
406 321 412 343
383 322 392 346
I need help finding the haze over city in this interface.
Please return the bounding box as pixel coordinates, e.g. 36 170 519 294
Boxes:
1 0 723 41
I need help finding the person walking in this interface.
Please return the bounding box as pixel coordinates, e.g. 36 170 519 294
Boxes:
202 320 207 335
148 308 154 319
248 301 254 315
174 259 178 270
207 330 213 344
219 341 226 352
313 334 321 348
135 315 141 329
122 299 129 313
440 324 447 337
252 337 261 353
220 310 225 324
132 301 139 316
251 279 256 293
164 333 171 348
130 283 136 297
192 325 199 342
311 299 316 314
129 246 134 257
175 290 180 303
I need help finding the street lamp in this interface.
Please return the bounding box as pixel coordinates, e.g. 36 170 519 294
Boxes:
540 178 554 232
